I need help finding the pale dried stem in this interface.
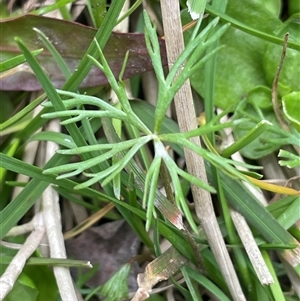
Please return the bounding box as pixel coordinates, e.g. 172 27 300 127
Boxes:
42 119 82 301
159 1 245 300
166 288 175 301
259 153 287 183
12 97 43 200
221 113 300 282
220 112 273 284
0 100 44 300
0 213 45 300
5 219 35 236
230 210 274 285
0 241 23 250
257 156 300 269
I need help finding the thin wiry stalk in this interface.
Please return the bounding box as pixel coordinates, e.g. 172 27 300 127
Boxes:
159 1 246 300
0 213 45 299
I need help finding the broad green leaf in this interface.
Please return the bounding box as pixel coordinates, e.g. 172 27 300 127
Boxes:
0 15 167 91
2 272 39 301
247 85 273 109
282 91 300 131
204 4 298 50
0 1 9 18
253 0 281 16
191 0 282 109
23 265 58 301
289 0 300 15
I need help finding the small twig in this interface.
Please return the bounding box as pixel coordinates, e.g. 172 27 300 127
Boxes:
0 213 45 300
5 219 35 236
0 241 23 250
272 33 290 132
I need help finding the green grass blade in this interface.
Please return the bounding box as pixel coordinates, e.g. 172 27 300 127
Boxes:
62 0 126 91
205 4 300 51
182 265 231 301
0 153 68 239
31 0 75 15
0 94 46 132
221 120 272 158
33 28 72 79
0 49 43 72
213 170 296 245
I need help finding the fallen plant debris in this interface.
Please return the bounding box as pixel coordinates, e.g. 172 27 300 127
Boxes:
0 15 167 90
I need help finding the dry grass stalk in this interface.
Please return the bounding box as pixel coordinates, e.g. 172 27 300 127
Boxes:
159 1 246 300
42 119 83 301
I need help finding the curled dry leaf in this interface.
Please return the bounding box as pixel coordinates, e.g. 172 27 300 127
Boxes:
132 246 187 301
0 15 167 91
